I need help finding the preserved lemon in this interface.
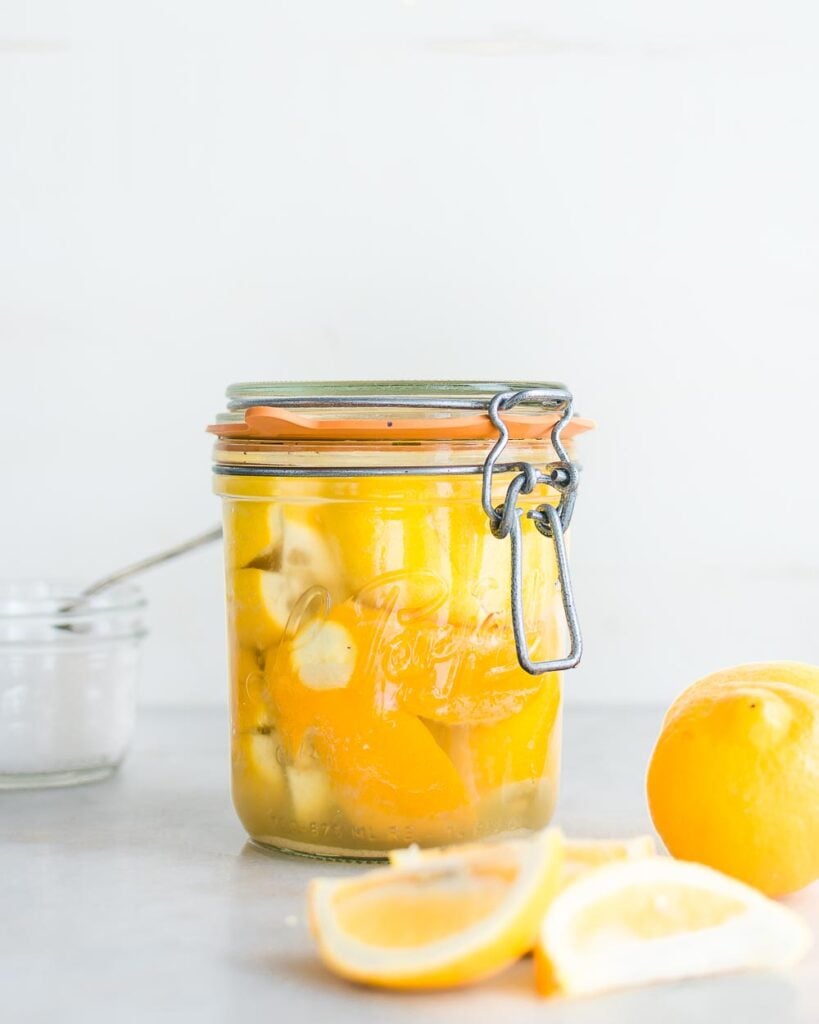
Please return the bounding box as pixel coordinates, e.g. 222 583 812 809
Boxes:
220 471 566 856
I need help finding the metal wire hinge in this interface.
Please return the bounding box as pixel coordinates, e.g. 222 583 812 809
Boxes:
481 388 583 675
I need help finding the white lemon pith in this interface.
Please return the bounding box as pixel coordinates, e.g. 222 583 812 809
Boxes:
309 828 564 989
230 515 347 650
287 764 335 827
290 620 357 691
535 856 812 996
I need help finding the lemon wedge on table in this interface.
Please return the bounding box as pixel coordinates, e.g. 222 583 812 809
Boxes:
535 857 812 997
391 833 657 890
309 828 564 989
560 834 656 888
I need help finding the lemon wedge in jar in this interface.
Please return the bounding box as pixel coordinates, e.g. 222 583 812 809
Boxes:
231 727 288 836
286 763 335 828
392 614 557 725
314 477 560 633
231 646 273 732
229 513 347 651
266 598 473 846
223 500 283 568
309 828 564 989
230 568 302 650
236 730 286 794
425 673 561 803
289 618 357 691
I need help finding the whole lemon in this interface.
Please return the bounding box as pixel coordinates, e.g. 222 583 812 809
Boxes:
647 662 819 896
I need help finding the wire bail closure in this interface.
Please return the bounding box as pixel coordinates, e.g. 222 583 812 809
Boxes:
481 388 582 675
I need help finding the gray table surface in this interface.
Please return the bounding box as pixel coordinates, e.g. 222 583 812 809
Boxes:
1 705 817 1024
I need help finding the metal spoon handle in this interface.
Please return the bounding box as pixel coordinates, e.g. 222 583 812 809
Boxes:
79 525 223 599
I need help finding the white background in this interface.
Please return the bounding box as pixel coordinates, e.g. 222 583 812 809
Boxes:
2 1 818 708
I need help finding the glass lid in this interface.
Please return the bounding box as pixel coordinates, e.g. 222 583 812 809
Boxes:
209 380 593 441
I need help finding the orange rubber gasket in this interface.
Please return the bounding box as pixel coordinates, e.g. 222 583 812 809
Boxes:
207 406 596 442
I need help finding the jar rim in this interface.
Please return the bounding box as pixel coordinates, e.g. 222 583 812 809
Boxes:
224 379 566 403
215 379 570 426
210 379 592 443
0 580 146 622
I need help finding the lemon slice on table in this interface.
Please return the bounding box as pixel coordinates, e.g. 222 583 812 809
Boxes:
534 857 812 997
309 828 564 989
560 835 656 888
390 833 656 890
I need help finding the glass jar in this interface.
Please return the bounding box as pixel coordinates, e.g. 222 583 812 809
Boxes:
209 381 592 859
0 581 147 788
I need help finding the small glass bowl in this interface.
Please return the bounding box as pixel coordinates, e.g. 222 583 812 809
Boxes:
0 581 147 789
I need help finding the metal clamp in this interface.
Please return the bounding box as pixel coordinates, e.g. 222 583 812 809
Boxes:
481 388 582 675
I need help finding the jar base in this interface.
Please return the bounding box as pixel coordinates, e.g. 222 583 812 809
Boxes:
247 822 550 863
249 835 389 863
0 764 118 791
